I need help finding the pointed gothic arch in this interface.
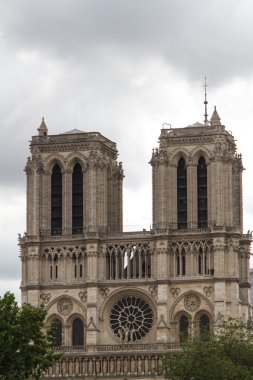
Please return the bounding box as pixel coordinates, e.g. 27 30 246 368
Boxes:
72 162 83 234
51 164 62 235
179 313 190 341
72 318 84 346
53 319 63 346
197 156 207 227
177 157 187 229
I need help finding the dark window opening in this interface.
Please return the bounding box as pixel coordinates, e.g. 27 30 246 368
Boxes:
179 315 189 342
53 319 62 346
197 157 207 227
199 314 210 338
72 318 84 346
72 163 83 234
176 252 180 276
80 264 83 277
106 245 151 280
198 248 208 275
198 249 203 275
51 164 62 235
182 250 186 276
177 158 187 229
176 249 186 276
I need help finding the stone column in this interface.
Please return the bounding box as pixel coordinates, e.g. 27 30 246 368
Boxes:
187 162 197 229
156 284 170 342
86 242 99 345
97 164 107 230
155 240 168 280
213 237 226 317
86 158 97 231
64 169 72 233
167 164 177 228
150 150 168 229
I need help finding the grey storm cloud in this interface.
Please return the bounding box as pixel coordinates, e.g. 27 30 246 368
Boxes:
1 0 253 83
0 0 252 190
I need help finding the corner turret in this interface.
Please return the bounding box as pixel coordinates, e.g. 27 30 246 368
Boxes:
37 117 48 136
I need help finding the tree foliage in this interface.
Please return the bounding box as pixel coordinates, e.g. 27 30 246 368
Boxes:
161 318 253 380
0 292 61 380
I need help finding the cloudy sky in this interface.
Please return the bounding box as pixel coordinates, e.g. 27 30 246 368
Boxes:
0 0 253 302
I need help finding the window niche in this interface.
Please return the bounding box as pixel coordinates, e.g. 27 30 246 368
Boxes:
53 319 62 346
72 163 83 234
72 318 84 346
177 158 187 229
197 156 207 228
51 164 62 235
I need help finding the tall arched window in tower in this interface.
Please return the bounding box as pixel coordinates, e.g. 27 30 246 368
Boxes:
197 157 207 227
72 318 84 346
72 163 83 234
177 158 187 229
179 314 189 341
51 164 62 235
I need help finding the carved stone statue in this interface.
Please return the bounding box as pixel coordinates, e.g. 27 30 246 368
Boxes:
103 358 107 374
137 357 142 373
75 359 79 375
144 356 149 373
130 357 136 373
61 359 67 375
123 357 129 373
95 359 100 374
116 358 121 373
109 358 115 374
88 359 93 374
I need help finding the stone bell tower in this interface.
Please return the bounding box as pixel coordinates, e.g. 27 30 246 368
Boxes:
150 106 251 318
151 107 243 231
25 119 123 237
21 120 123 305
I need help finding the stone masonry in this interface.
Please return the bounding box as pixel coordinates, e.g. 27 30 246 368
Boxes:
19 108 252 379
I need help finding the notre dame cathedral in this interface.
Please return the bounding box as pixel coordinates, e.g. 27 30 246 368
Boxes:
19 105 252 379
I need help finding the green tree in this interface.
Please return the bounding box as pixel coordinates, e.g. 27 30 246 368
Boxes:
160 318 253 380
0 292 62 380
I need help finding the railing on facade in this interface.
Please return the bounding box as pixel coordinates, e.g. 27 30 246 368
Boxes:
44 351 166 378
19 222 246 245
152 221 244 234
53 342 181 353
32 131 117 150
160 124 225 137
44 343 181 378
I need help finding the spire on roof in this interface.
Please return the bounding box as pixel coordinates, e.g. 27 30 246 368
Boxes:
203 77 208 126
210 106 221 126
37 117 48 136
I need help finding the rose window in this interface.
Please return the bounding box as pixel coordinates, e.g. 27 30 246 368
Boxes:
109 296 154 342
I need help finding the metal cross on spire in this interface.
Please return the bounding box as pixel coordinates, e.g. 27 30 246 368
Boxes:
203 77 208 126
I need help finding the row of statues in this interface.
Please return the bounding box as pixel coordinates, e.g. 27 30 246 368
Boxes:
45 354 162 376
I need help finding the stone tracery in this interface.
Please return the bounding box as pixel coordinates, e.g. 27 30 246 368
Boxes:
109 296 154 342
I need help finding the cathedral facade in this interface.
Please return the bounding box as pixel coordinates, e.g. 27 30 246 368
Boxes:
19 108 252 379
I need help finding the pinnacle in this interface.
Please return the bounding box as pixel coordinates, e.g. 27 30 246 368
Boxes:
210 106 221 126
37 117 48 136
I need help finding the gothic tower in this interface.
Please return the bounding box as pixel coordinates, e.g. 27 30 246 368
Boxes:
150 107 251 323
19 109 252 380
